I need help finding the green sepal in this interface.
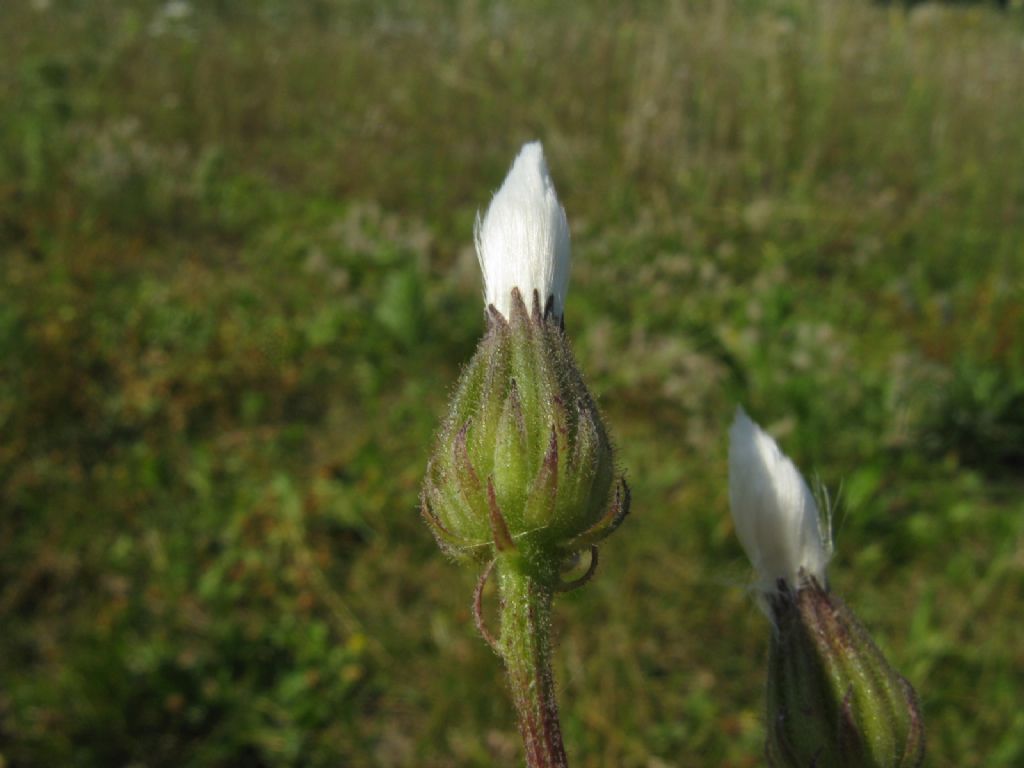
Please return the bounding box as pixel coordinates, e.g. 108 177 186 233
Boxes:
492 379 529 524
522 426 559 532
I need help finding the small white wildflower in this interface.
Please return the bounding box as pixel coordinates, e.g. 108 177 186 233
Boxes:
728 406 830 595
475 142 571 320
163 1 192 20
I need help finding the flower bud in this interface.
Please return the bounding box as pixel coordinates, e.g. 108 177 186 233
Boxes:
765 582 925 768
422 143 628 583
728 408 924 767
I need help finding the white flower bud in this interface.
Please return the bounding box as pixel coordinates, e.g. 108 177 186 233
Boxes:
728 407 830 595
475 142 571 320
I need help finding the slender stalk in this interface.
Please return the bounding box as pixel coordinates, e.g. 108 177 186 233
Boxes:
496 555 569 768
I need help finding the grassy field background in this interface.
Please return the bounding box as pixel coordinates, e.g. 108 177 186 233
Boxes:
2 0 1023 766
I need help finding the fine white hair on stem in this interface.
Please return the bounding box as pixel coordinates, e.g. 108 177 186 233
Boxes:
474 141 571 320
728 406 830 596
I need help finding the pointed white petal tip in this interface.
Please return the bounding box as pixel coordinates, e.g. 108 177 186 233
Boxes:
728 406 830 596
474 141 571 320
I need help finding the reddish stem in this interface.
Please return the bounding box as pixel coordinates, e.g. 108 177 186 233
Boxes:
497 558 569 768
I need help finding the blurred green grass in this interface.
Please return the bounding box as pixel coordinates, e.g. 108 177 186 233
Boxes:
1 0 1023 766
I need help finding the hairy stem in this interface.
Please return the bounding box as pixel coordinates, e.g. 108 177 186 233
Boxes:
496 556 569 768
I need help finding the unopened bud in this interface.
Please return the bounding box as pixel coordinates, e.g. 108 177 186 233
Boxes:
728 408 924 767
422 143 628 584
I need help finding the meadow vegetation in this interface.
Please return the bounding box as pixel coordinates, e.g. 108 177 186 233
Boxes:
1 0 1022 765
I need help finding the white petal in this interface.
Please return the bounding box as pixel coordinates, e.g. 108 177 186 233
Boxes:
728 406 829 594
475 142 571 320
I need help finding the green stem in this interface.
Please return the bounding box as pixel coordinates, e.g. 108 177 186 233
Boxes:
496 556 569 768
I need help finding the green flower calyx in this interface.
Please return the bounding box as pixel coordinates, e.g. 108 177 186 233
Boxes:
422 286 628 585
766 578 925 768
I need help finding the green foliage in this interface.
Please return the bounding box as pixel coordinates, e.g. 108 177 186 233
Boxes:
1 0 1022 766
